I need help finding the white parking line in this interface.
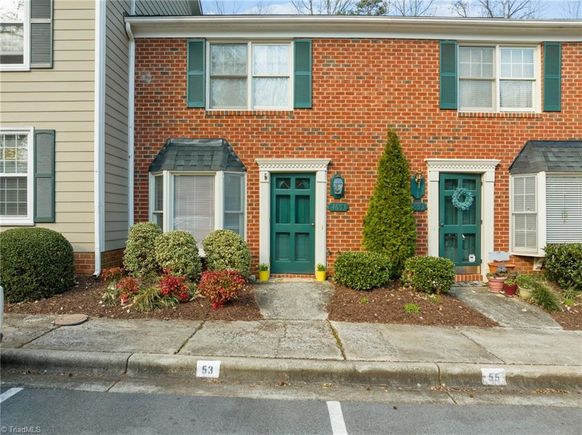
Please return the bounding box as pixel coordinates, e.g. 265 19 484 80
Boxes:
327 401 348 435
0 387 23 404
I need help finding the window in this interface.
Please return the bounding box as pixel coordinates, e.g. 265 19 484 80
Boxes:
150 171 246 245
0 0 29 69
208 42 291 110
511 175 537 252
0 128 33 225
459 45 538 112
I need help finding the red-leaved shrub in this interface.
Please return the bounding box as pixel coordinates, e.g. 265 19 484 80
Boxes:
198 270 246 310
116 276 140 304
159 271 190 302
101 267 123 283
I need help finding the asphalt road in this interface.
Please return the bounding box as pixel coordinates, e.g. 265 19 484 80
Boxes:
1 387 581 435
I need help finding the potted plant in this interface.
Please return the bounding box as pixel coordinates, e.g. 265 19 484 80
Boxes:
258 263 269 282
486 266 508 293
315 264 326 282
502 273 518 297
515 274 534 301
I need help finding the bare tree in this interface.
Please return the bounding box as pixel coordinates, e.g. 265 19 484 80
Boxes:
563 0 582 18
206 0 243 15
351 0 390 15
291 0 355 14
392 0 435 15
451 0 539 18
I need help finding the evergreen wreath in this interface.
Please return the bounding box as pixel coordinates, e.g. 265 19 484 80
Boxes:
451 187 474 211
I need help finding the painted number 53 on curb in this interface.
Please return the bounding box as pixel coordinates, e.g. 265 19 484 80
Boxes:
196 360 221 378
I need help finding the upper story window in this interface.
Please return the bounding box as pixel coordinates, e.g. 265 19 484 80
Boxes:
208 42 292 110
0 128 34 225
458 45 538 112
0 0 29 70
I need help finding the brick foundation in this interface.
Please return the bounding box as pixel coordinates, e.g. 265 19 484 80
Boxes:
134 38 582 273
102 249 124 269
74 249 124 276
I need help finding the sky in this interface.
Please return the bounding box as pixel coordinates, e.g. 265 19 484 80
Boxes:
200 0 582 19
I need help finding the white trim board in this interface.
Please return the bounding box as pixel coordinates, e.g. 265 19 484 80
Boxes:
256 158 330 271
125 16 582 42
426 158 500 278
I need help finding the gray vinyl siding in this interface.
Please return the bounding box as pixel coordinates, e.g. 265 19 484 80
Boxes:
104 0 131 251
135 0 194 15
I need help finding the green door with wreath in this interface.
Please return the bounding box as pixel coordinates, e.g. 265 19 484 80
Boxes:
439 173 481 267
270 173 315 274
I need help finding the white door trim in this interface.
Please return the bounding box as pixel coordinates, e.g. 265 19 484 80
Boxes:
426 159 500 278
256 158 331 272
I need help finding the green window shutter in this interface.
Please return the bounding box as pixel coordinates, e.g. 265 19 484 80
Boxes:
294 39 312 109
34 130 56 223
31 0 53 68
187 39 205 108
440 40 457 110
544 42 561 112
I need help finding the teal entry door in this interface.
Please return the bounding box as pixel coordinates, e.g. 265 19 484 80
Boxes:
271 173 315 274
439 173 481 268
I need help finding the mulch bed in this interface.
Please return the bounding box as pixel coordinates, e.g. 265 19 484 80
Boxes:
5 276 263 321
328 282 498 327
551 308 582 330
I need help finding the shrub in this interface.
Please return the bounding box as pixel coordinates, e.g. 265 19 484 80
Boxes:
402 256 455 295
123 222 162 277
203 230 251 278
362 129 416 276
544 244 582 292
515 274 561 312
0 228 75 303
116 276 140 305
159 272 191 302
198 270 246 309
132 284 179 312
155 231 201 280
333 251 393 291
101 267 124 306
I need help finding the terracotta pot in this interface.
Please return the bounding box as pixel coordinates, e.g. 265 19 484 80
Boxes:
487 277 507 293
503 283 518 297
258 270 270 282
488 262 516 274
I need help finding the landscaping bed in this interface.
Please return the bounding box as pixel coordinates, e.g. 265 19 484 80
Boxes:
551 307 582 330
328 282 498 327
5 276 262 321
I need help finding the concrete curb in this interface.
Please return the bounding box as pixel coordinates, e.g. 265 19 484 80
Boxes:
2 348 581 390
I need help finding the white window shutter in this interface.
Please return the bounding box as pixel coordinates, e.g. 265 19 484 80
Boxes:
546 176 582 243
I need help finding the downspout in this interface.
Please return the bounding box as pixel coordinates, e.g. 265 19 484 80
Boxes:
93 0 106 276
126 18 135 228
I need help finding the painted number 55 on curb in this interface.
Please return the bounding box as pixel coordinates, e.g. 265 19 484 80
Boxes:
196 360 221 378
481 368 506 386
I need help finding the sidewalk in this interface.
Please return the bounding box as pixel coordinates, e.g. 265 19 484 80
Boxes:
2 313 581 390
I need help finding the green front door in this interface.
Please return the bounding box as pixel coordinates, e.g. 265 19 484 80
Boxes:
439 173 481 267
271 173 315 274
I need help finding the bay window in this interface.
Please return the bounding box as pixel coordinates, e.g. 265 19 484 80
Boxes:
511 175 538 253
0 128 33 225
459 45 538 112
208 42 291 110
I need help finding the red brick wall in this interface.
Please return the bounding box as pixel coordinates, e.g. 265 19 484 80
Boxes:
134 39 582 272
74 249 124 276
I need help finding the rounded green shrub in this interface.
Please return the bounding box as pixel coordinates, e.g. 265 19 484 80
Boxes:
333 251 393 291
0 228 75 302
543 244 582 292
402 256 455 294
123 222 162 277
202 230 251 278
155 230 201 280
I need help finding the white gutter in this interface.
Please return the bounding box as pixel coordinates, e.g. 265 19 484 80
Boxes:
93 0 106 276
126 19 135 229
124 15 582 42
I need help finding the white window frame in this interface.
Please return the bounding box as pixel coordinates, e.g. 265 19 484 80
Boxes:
0 126 34 226
0 0 31 71
206 41 294 112
148 170 247 240
509 172 546 257
458 43 540 113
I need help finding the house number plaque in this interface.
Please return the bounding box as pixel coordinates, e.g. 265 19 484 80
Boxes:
328 203 349 212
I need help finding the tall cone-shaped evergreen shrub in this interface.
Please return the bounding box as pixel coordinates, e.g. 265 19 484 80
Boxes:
363 129 416 275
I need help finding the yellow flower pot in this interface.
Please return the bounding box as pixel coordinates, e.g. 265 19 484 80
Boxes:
315 271 326 282
259 270 270 282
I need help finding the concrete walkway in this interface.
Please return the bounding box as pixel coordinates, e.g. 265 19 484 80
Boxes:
450 285 563 329
2 314 581 391
253 280 333 320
